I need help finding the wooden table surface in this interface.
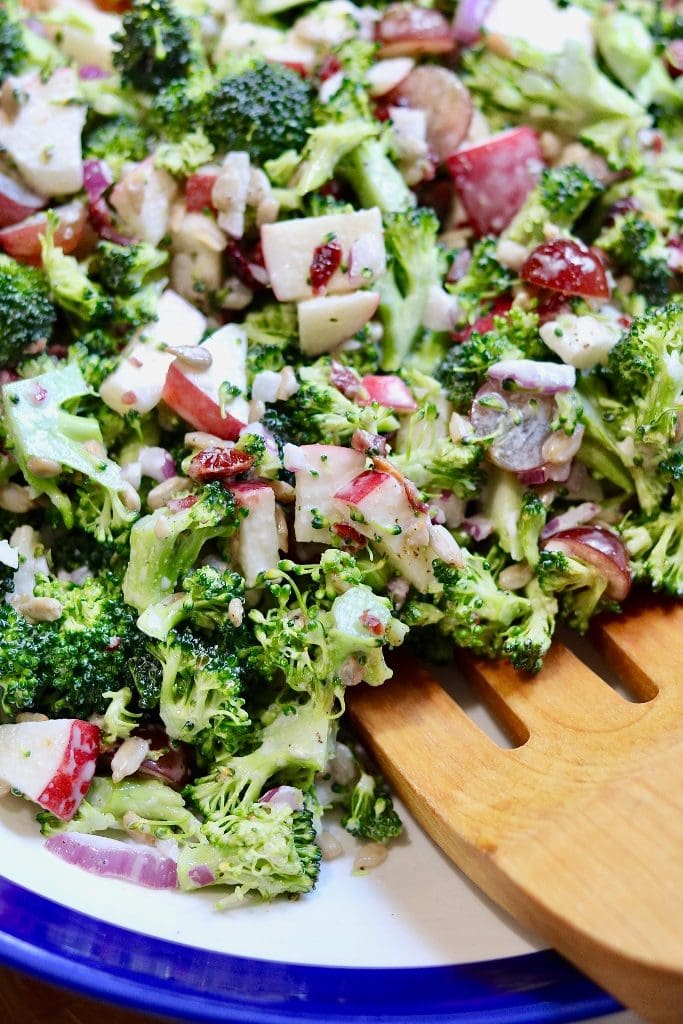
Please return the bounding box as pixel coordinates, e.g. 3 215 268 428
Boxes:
0 965 173 1024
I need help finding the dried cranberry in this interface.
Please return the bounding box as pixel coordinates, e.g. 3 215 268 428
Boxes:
359 609 385 635
521 238 610 300
318 55 342 82
330 361 367 401
331 523 367 552
226 239 268 290
187 447 254 482
310 238 342 294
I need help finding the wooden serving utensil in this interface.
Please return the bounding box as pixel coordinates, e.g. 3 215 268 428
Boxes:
347 597 683 1023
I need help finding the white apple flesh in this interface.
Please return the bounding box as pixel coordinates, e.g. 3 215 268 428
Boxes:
261 208 386 301
334 470 440 592
0 719 100 821
100 290 206 416
110 159 178 246
0 69 86 197
288 444 366 543
229 482 281 587
162 324 249 440
297 291 380 356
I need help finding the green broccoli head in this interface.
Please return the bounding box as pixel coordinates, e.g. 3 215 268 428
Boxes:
0 256 56 366
123 482 243 612
137 564 246 641
91 241 168 296
152 628 250 757
0 601 44 717
279 358 399 445
597 211 672 305
83 117 149 177
537 547 617 633
449 237 513 325
186 691 335 834
178 803 321 905
0 6 26 83
204 62 314 165
340 771 402 844
501 577 557 674
113 0 193 93
504 164 605 247
620 496 683 597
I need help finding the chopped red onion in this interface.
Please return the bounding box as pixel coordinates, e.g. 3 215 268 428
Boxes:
453 0 494 44
188 864 215 886
259 785 305 811
461 514 493 541
542 502 601 541
45 833 178 889
78 65 109 80
487 359 576 394
518 460 572 486
139 446 176 482
83 159 113 204
134 725 193 789
351 429 388 456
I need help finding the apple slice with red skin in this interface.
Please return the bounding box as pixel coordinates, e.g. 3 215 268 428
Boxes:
0 171 45 228
288 443 366 544
229 481 281 587
0 200 87 265
162 324 249 441
0 719 100 821
375 4 454 58
334 470 441 593
359 374 417 412
542 526 632 601
521 238 610 300
447 126 543 236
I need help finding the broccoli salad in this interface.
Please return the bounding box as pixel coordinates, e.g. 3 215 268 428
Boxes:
0 0 681 905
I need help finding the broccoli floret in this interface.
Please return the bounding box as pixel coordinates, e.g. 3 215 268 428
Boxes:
178 803 321 905
463 38 650 170
83 117 149 178
2 363 138 538
537 547 616 633
245 302 298 385
113 0 193 93
392 375 484 500
148 72 211 142
377 208 445 372
0 6 26 82
0 255 56 366
40 220 113 327
137 565 245 641
123 482 243 611
620 495 683 597
204 62 313 165
186 691 335 834
39 776 204 843
100 686 141 744
501 578 557 674
518 491 547 568
339 770 402 844
0 565 143 720
278 358 399 445
449 238 514 326
435 554 551 669
583 304 683 513
149 628 249 757
0 601 44 716
596 212 672 305
91 241 168 296
437 308 548 413
504 164 605 248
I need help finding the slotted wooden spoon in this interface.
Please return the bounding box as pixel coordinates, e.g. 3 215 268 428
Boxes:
347 597 683 1023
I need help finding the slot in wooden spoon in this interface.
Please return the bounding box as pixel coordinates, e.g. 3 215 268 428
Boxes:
347 599 683 1023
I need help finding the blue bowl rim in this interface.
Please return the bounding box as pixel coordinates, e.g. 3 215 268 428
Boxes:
0 872 621 1023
